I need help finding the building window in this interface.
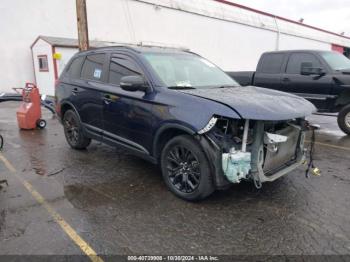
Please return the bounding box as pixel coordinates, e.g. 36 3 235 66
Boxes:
38 55 49 72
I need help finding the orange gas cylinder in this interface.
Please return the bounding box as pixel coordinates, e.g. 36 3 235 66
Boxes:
16 83 46 130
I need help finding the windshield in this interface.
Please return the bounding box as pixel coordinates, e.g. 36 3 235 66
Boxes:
142 53 239 88
321 52 350 71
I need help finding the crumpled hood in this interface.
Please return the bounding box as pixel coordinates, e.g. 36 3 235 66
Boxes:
179 86 316 120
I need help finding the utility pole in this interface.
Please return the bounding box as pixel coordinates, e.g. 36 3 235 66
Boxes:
76 0 89 51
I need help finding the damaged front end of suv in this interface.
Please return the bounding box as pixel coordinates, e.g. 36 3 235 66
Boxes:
176 86 318 191
197 116 309 189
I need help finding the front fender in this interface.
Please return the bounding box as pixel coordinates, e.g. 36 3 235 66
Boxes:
152 121 196 158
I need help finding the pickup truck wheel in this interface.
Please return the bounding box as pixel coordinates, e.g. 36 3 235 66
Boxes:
160 135 214 201
337 104 350 135
63 110 91 149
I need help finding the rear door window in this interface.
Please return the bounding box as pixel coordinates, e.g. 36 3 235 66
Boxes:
67 56 84 79
108 55 142 86
81 54 105 81
258 53 285 74
286 53 321 74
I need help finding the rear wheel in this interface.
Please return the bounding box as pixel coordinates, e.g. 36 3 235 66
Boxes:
337 104 350 135
160 135 214 201
63 110 91 149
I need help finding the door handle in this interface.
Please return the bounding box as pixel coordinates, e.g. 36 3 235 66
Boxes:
71 88 79 95
103 94 113 104
282 77 290 82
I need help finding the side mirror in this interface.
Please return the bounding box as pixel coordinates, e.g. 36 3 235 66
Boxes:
120 75 149 92
300 63 325 76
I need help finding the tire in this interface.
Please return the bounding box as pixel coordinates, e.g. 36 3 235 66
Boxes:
160 135 214 201
36 119 46 129
337 104 350 135
63 110 91 149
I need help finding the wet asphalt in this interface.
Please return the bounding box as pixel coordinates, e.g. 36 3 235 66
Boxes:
0 102 349 256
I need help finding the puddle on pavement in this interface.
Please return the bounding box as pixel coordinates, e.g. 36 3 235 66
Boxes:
63 173 164 210
0 209 6 234
16 130 50 176
64 183 116 209
29 155 47 176
64 181 137 207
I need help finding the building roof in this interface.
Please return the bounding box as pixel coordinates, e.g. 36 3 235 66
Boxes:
31 35 120 49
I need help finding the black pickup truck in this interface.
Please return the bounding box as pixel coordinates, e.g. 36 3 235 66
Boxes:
227 50 350 134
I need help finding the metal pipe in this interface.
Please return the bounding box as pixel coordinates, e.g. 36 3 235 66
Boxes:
241 119 249 152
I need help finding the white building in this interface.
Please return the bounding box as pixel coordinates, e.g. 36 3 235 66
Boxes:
1 0 350 95
31 36 115 95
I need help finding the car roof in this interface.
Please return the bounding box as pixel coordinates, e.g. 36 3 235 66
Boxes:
262 50 335 55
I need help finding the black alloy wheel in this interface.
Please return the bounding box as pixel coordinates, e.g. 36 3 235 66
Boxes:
64 113 79 145
161 135 214 201
166 145 201 193
63 110 91 149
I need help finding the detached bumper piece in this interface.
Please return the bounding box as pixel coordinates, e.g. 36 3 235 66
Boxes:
0 92 55 114
0 92 22 102
0 134 8 188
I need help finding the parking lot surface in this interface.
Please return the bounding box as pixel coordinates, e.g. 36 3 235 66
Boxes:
0 102 349 256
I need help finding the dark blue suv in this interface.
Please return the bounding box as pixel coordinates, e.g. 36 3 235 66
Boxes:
55 45 316 200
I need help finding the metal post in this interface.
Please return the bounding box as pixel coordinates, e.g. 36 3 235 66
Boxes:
76 0 89 51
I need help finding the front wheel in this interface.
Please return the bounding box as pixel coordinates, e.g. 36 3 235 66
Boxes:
63 110 91 149
160 135 214 201
337 104 350 135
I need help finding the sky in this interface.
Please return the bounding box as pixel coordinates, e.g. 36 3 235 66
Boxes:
226 0 350 36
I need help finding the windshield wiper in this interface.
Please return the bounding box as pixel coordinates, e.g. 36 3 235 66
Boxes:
217 85 239 88
168 86 196 90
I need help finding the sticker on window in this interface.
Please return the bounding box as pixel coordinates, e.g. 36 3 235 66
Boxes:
93 68 102 79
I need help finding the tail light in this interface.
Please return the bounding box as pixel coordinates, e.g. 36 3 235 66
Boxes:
54 79 60 114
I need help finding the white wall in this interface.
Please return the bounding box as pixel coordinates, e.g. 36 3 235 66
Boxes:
32 39 55 95
55 47 79 75
31 43 78 96
86 0 333 71
0 0 77 92
0 0 345 93
89 0 277 71
279 34 331 50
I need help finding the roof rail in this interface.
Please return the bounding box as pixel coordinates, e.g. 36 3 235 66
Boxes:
137 41 190 51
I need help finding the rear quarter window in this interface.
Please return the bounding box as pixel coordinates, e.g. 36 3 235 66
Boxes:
257 53 285 74
66 56 84 79
81 54 105 81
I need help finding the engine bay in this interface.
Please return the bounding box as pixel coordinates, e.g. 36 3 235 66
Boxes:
201 116 308 186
